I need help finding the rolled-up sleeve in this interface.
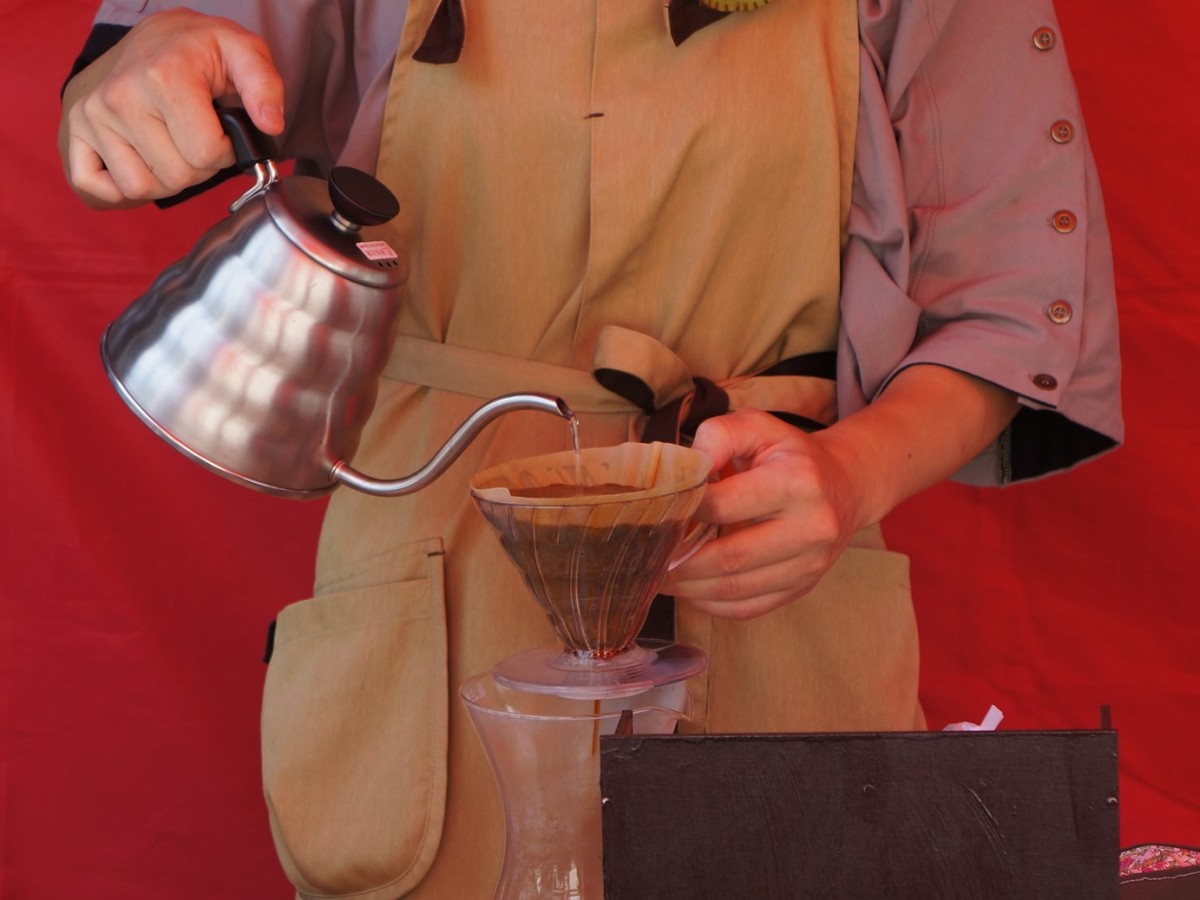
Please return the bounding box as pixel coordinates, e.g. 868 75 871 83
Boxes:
839 0 1123 485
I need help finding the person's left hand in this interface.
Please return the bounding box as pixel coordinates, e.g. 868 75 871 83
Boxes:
660 408 863 620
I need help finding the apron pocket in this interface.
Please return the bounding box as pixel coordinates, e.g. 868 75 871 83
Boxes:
262 538 447 900
696 541 923 734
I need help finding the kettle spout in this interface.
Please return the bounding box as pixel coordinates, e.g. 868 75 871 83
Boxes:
330 393 574 497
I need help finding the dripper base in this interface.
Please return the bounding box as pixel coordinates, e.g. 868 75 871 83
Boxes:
493 639 707 699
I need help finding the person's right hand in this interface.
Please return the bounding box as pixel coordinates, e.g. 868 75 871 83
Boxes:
58 8 285 209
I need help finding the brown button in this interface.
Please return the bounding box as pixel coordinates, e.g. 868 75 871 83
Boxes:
1052 210 1078 233
1032 373 1058 391
1050 120 1075 144
1048 301 1074 324
1033 27 1057 50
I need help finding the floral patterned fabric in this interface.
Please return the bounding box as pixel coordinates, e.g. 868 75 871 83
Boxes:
1120 845 1200 878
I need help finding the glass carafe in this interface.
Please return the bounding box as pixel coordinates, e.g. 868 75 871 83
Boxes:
461 673 689 899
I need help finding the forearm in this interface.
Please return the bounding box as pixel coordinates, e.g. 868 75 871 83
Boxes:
815 363 1019 531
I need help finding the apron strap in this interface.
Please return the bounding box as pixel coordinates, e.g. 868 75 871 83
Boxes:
382 333 639 414
384 328 839 441
593 325 838 444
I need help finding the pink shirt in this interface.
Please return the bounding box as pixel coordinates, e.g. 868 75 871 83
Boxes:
89 0 1124 485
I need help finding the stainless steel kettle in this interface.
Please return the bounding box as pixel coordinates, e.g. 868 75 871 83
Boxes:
101 108 571 499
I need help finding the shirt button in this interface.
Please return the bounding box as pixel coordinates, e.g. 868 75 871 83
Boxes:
1032 373 1058 391
1052 210 1078 233
1050 120 1075 144
1048 300 1074 324
1033 27 1057 50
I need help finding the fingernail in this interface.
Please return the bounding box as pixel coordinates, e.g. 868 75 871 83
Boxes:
261 103 285 132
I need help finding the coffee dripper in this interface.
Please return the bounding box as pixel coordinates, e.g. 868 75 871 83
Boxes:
469 441 712 698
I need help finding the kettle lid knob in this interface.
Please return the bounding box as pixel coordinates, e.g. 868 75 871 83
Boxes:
328 166 400 229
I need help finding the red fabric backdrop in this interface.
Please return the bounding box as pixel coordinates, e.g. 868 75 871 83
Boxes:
2 1 1198 896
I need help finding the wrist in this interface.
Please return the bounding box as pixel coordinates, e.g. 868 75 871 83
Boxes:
815 365 1018 526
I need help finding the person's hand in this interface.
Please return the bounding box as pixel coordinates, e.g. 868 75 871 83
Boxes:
660 409 864 621
58 9 285 209
660 365 1020 621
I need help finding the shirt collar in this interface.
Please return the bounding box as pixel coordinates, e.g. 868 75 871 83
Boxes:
413 0 731 64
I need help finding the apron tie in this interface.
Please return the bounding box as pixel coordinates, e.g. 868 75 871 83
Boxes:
590 326 733 643
383 328 839 444
591 324 838 446
590 323 839 643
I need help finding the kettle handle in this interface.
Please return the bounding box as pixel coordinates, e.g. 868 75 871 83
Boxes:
215 107 281 212
330 393 574 497
216 106 280 170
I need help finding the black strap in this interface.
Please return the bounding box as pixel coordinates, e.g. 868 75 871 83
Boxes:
262 619 277 665
412 0 467 64
601 350 837 445
666 0 730 45
639 595 677 642
760 350 838 380
594 368 657 415
63 23 131 97
642 376 731 444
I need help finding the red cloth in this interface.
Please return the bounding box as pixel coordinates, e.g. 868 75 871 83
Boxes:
2 2 1197 896
891 0 1200 851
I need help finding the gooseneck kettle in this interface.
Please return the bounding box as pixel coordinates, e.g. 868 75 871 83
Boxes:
101 109 571 499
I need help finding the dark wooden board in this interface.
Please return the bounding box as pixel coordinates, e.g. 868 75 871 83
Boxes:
600 730 1119 899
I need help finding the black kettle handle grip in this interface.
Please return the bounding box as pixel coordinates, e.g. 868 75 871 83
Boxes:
216 106 280 170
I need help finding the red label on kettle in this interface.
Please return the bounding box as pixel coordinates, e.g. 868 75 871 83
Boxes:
356 241 399 261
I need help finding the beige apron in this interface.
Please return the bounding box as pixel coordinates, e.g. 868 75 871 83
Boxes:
261 1 922 897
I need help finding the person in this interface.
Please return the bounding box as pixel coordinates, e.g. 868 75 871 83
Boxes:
60 1 1123 897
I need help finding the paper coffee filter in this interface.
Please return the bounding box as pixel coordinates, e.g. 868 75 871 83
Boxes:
470 441 712 506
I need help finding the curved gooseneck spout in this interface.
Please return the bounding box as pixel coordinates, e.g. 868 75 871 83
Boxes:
330 393 574 496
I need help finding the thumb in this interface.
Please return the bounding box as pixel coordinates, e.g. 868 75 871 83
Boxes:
216 32 286 135
690 408 787 474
